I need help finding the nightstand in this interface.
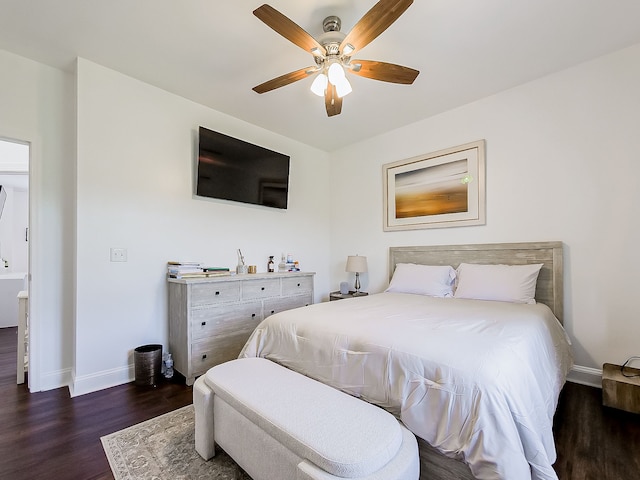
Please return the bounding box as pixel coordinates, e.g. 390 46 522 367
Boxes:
329 291 368 301
602 362 640 414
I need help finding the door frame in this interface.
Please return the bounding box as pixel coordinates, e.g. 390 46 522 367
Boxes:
0 132 39 391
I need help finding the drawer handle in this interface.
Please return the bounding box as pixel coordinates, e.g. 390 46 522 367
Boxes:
251 313 256 318
215 291 220 295
271 310 275 314
297 283 301 287
201 321 206 326
202 354 207 360
261 287 265 291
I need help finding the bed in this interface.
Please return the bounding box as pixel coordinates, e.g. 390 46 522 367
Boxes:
239 242 573 480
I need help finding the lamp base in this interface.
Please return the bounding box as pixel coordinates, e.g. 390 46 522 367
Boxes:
353 272 361 295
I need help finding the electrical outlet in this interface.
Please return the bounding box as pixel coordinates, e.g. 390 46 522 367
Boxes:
110 248 127 262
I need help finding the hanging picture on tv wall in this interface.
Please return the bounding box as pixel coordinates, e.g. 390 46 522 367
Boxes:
196 126 290 209
382 140 485 231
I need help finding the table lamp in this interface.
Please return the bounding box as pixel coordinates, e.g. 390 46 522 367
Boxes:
345 255 368 296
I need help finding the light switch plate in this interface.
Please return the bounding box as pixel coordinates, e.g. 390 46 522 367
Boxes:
110 248 127 262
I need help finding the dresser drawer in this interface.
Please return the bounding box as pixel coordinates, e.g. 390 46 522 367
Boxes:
191 281 240 307
191 329 256 376
264 294 312 318
191 301 262 341
242 278 280 299
281 276 313 296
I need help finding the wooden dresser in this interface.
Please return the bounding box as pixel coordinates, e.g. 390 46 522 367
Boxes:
168 271 314 385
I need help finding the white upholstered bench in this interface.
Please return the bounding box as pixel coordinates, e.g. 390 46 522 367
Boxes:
194 357 419 480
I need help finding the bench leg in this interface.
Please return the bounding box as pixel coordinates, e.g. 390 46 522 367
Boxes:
193 375 215 460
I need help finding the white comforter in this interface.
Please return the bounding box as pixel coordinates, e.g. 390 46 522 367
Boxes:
239 293 573 480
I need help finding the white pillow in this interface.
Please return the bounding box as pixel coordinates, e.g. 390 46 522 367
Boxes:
385 263 456 297
454 263 543 304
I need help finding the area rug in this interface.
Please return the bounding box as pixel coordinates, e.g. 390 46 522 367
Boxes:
101 405 252 480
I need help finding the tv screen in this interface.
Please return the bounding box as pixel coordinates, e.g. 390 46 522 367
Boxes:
196 127 290 209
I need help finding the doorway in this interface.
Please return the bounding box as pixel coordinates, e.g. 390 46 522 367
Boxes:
0 138 29 384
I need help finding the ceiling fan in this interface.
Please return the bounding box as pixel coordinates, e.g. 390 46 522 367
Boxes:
252 0 420 117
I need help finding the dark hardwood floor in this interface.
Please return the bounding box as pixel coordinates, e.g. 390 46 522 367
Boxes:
553 369 640 479
1 326 639 479
0 327 193 480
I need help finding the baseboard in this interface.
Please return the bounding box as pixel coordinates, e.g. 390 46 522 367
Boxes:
38 367 73 392
69 363 135 397
567 364 602 388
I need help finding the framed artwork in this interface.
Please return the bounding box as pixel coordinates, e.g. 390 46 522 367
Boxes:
383 140 485 231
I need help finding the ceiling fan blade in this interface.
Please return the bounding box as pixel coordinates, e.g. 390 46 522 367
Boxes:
324 84 343 117
254 4 327 57
253 67 317 94
349 60 419 84
341 0 413 56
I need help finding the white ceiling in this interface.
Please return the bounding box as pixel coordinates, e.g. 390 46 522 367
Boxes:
1 0 640 152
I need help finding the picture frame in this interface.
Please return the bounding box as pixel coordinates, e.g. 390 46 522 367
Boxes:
383 140 486 231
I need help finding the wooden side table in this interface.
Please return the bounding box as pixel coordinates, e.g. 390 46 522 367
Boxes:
602 362 640 414
329 291 368 301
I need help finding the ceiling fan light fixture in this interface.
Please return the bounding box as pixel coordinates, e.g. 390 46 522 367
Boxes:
310 73 328 96
327 61 346 85
335 76 352 98
252 1 419 117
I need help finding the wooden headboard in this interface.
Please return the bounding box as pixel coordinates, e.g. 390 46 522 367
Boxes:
389 241 564 323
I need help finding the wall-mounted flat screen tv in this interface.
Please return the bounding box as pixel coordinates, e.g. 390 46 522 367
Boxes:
196 126 290 209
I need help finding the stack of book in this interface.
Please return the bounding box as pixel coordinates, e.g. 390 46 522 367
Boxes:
167 262 203 278
167 262 230 279
202 267 231 277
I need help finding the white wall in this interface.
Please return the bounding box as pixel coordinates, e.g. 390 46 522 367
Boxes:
0 49 76 391
73 59 331 395
330 43 640 385
0 186 28 273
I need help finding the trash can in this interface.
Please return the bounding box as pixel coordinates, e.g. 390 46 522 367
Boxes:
134 344 163 386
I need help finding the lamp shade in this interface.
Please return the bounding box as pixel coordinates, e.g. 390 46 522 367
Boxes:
310 73 328 97
327 62 345 84
345 255 368 273
334 76 352 98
